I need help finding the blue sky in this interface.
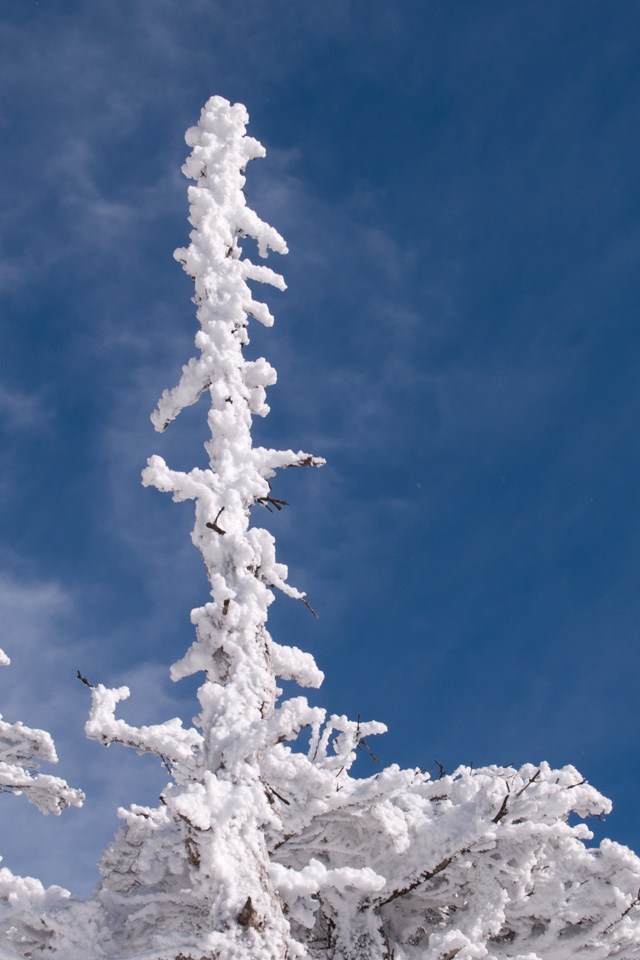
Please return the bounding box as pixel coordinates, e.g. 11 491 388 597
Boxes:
1 1 640 895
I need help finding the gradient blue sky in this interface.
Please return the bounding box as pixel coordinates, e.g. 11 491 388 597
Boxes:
1 0 640 896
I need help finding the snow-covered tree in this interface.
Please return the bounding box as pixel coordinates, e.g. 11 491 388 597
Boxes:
1 96 640 959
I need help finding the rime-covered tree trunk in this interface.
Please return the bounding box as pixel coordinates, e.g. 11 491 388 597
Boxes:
1 97 640 960
84 96 329 960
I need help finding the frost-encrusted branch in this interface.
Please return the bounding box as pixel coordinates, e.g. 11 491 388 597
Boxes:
0 655 83 958
0 653 83 816
85 685 203 765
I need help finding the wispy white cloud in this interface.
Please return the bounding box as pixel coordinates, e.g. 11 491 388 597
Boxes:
0 383 51 432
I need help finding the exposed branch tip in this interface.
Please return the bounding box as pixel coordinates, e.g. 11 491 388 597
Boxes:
206 506 226 535
300 597 319 620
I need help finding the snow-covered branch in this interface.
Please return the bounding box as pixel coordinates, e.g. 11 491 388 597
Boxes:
0 653 83 815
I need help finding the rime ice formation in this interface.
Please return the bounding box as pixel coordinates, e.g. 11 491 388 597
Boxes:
0 650 83 954
0 651 83 817
1 97 639 959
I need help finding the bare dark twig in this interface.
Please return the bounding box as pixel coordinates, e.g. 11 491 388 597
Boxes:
300 597 319 619
185 836 200 867
358 738 382 764
261 779 291 807
603 888 640 934
367 856 455 909
256 495 289 513
492 796 509 823
285 455 325 468
206 506 226 535
515 768 541 797
160 755 173 775
492 790 510 824
272 832 294 851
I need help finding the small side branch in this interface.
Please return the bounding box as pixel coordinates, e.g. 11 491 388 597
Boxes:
206 506 226 535
256 495 289 513
260 777 291 807
358 738 382 764
493 769 539 824
285 455 325 468
492 794 510 824
160 754 173 775
603 888 640 934
300 597 319 620
368 856 455 909
515 767 541 797
355 715 382 763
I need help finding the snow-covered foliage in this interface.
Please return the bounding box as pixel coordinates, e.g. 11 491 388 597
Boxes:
1 96 639 959
0 650 83 817
0 650 83 957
